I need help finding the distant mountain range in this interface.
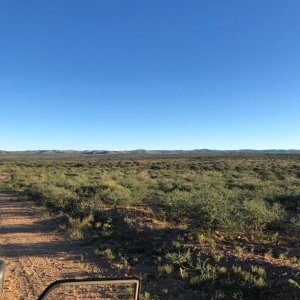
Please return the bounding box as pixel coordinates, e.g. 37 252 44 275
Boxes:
0 149 300 156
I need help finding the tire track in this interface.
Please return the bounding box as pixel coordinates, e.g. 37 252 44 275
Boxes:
0 192 102 299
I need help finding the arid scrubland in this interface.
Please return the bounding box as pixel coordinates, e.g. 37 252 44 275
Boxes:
1 155 300 299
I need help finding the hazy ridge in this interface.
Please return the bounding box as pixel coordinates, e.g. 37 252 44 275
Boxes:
1 149 300 156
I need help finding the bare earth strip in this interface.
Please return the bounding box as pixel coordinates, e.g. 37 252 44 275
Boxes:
0 192 102 300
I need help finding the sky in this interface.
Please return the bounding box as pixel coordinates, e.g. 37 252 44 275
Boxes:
0 0 299 150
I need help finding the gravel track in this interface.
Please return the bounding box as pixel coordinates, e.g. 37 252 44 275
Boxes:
0 192 102 300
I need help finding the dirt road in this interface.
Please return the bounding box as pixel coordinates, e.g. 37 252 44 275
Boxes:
0 192 102 299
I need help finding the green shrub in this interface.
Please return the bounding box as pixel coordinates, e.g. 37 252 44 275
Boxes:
67 214 94 239
165 249 191 267
240 199 284 233
189 255 218 289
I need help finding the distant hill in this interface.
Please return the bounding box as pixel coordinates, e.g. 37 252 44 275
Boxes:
1 149 300 156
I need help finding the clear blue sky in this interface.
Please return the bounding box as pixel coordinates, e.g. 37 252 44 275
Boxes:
0 1 299 150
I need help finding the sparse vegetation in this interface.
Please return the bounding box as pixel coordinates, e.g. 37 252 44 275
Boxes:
1 154 300 299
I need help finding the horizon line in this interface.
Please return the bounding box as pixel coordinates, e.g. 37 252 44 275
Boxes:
1 149 300 152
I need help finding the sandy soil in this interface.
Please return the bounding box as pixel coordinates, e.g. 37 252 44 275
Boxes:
0 192 103 300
